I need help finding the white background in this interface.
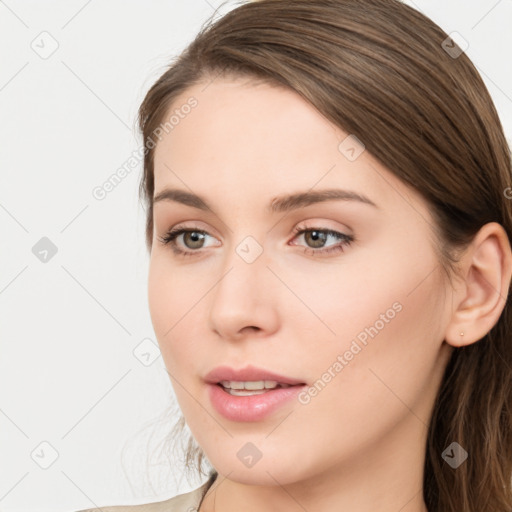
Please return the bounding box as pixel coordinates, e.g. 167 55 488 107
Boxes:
1 1 511 511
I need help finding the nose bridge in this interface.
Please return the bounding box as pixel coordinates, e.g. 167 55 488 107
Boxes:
208 231 278 337
216 233 268 305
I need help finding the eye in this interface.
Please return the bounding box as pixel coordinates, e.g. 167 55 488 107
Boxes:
157 227 219 257
290 226 354 256
157 225 354 258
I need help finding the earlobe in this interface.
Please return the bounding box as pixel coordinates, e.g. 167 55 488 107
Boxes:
444 222 512 348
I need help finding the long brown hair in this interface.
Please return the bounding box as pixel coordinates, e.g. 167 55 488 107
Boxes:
137 1 512 510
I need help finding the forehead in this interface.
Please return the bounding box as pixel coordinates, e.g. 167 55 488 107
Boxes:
151 78 425 218
154 77 339 169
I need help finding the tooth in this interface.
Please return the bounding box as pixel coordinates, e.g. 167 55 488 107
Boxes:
219 380 290 391
244 381 265 390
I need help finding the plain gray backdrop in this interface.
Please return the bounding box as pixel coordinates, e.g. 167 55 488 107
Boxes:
1 1 511 511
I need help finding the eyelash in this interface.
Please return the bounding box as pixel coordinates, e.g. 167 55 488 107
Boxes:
157 225 354 258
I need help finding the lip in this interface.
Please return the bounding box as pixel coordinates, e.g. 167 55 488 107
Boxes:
204 365 307 422
207 383 306 422
204 364 306 386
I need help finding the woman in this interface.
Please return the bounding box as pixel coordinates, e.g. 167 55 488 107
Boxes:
77 0 512 510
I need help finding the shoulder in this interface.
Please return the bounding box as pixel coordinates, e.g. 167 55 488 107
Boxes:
73 472 217 512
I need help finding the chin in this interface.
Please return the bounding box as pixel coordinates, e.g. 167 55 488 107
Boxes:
206 451 307 486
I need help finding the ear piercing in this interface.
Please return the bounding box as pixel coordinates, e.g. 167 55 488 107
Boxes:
460 332 464 336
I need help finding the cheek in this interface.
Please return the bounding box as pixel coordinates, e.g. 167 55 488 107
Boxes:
321 232 442 356
147 255 173 338
300 252 444 438
147 254 208 373
148 252 197 333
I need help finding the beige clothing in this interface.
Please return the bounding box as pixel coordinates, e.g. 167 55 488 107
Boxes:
75 471 217 512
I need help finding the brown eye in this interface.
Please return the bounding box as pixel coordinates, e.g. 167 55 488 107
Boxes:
303 230 328 248
182 231 206 249
158 227 219 257
291 226 354 257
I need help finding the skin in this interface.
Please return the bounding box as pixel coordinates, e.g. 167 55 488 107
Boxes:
147 76 512 512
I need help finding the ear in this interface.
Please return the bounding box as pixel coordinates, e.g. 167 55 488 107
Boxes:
444 222 512 347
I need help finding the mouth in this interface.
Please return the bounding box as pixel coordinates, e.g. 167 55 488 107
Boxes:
204 365 308 421
204 364 306 388
216 380 304 396
207 378 308 422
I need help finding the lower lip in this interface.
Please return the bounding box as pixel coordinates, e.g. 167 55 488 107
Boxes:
207 383 306 422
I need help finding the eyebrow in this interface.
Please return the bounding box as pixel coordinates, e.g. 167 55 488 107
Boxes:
153 187 379 213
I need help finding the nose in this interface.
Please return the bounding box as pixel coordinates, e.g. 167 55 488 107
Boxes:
208 241 280 341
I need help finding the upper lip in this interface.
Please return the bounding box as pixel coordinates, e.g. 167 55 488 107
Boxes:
204 365 306 385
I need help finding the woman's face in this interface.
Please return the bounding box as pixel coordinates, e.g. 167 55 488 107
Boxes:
148 77 454 485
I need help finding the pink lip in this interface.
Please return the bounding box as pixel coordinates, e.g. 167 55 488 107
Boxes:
204 365 307 422
207 383 306 422
204 364 306 386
